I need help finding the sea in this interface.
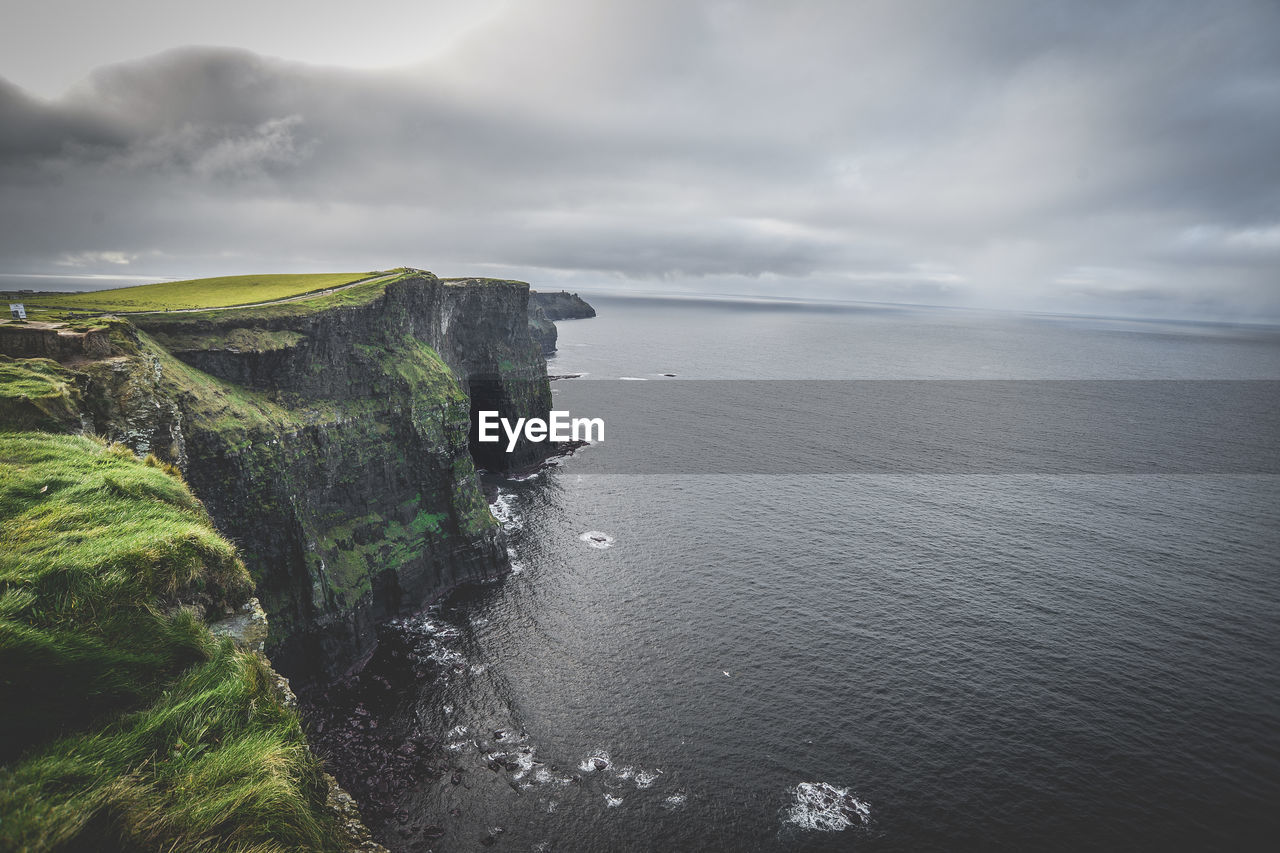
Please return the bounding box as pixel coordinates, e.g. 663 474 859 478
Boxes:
337 295 1280 852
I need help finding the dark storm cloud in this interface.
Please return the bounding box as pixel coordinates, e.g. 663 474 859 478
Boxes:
0 0 1277 318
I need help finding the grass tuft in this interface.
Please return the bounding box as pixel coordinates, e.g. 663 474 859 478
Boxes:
0 356 82 433
0 645 342 852
0 433 250 759
0 433 345 851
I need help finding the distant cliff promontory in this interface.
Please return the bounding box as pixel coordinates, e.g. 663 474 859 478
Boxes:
525 290 596 355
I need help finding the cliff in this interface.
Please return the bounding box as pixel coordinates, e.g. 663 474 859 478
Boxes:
0 270 552 684
0 432 382 851
529 289 597 321
525 290 596 356
527 300 558 355
0 268 563 850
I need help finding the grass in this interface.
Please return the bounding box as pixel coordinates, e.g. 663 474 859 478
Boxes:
130 271 416 330
0 433 344 851
0 433 251 757
0 357 82 432
2 269 514 330
0 645 341 852
5 272 382 314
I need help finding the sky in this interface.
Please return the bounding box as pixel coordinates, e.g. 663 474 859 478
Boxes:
1 0 1277 320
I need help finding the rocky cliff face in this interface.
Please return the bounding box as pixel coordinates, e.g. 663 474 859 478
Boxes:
525 290 596 355
0 271 553 685
527 301 558 355
529 290 597 321
0 322 111 360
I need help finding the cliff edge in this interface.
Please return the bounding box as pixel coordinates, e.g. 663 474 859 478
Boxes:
0 267 562 849
0 432 383 851
1 270 553 684
525 290 597 355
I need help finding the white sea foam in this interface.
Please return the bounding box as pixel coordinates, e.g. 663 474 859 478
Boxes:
613 766 634 780
784 782 871 832
579 750 612 772
635 769 662 789
425 646 466 668
490 492 522 531
579 531 615 549
408 615 460 639
509 750 535 780
448 725 469 738
663 791 688 810
604 793 624 808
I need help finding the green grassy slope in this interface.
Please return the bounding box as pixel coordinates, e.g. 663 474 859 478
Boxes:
131 271 411 329
0 357 82 432
0 433 344 851
9 272 378 314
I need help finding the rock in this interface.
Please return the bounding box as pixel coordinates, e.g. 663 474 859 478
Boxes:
208 597 269 654
525 291 595 355
322 772 391 853
527 291 596 321
0 322 112 361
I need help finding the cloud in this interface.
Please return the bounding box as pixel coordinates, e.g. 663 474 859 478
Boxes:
119 114 314 181
0 0 1277 319
55 250 135 267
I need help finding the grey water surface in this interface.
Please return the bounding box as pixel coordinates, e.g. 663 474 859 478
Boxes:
372 297 1280 852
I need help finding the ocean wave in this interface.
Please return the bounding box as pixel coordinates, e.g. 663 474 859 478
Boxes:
579 531 615 549
491 492 522 531
579 749 612 772
635 769 662 788
784 782 870 832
